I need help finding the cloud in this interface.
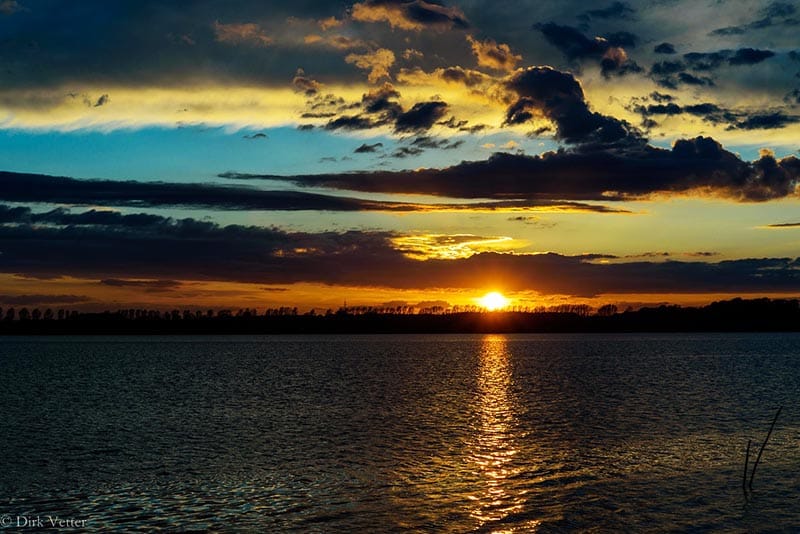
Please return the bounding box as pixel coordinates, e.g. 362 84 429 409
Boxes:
397 65 493 88
732 112 799 130
534 23 641 77
394 101 448 132
242 132 268 140
100 279 182 291
466 35 522 72
410 136 464 150
303 33 369 51
213 21 273 47
0 177 624 215
351 0 468 31
292 69 323 95
318 16 343 31
650 48 775 88
93 94 110 107
0 204 167 226
0 0 22 15
318 83 449 135
402 48 424 60
254 136 800 202
345 48 396 83
765 222 800 228
354 142 384 153
682 48 775 69
390 146 425 158
710 1 799 35
0 294 90 305
728 48 776 65
654 42 676 54
391 233 519 259
578 2 636 22
504 66 643 146
633 99 799 131
1 214 799 296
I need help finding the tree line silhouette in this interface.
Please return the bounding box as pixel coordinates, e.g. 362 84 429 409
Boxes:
1 297 799 334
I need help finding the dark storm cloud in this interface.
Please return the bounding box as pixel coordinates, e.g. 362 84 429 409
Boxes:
242 132 268 140
727 48 776 65
250 137 800 202
354 142 384 153
732 112 799 130
410 136 464 150
710 1 799 36
504 67 643 147
1 215 799 296
577 2 636 22
0 172 443 212
654 42 676 54
0 177 623 215
534 23 641 77
650 48 775 88
604 31 638 48
649 91 674 102
682 51 730 71
325 115 379 130
394 101 448 132
93 94 110 107
390 146 425 158
317 82 448 135
676 72 714 86
0 204 166 226
633 99 799 131
650 60 684 76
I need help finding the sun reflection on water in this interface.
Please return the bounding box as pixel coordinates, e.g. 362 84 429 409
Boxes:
467 335 540 532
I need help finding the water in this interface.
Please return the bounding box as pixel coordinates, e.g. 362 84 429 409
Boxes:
2 333 800 532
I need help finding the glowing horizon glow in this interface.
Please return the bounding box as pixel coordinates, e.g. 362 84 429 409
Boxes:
478 291 510 311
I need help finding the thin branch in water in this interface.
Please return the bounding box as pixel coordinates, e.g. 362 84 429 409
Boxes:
743 439 751 498
749 406 783 491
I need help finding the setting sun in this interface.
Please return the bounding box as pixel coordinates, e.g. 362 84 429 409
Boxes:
478 292 510 311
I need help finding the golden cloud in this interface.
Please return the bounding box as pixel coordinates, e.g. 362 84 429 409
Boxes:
466 35 522 72
213 21 273 47
391 233 524 260
345 48 396 83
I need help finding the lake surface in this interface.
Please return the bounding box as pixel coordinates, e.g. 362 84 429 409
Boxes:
1 334 800 532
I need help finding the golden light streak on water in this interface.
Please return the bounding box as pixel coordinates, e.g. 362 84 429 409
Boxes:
468 335 541 532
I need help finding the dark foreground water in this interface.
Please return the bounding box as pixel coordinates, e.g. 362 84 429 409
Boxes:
1 334 800 532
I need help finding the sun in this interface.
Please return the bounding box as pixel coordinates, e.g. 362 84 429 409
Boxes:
478 291 510 311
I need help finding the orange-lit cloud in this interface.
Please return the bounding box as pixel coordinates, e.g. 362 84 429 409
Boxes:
351 0 468 32
345 48 396 83
391 233 524 259
318 16 343 31
466 35 522 72
213 21 273 47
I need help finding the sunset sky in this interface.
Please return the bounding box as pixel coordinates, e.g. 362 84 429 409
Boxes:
1 0 800 311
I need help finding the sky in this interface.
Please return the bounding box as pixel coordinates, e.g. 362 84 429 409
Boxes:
1 0 800 312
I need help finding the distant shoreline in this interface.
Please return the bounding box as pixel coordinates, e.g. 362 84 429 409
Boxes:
2 298 799 335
